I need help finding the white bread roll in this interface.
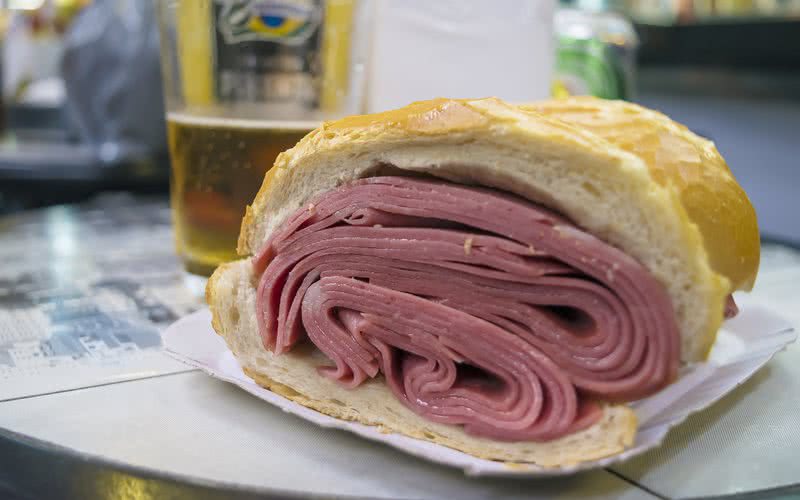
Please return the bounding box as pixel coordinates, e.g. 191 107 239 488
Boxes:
207 97 758 466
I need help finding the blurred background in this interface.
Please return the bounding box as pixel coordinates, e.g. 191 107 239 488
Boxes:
0 0 797 243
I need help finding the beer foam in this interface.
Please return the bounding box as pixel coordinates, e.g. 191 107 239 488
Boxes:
167 111 320 131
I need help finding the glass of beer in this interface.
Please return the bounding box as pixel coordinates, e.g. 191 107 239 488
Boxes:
155 0 366 294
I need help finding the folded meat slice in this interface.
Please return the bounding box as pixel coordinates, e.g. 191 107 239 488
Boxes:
253 176 680 441
725 295 739 319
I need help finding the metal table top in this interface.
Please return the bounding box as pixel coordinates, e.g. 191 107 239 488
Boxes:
0 196 798 500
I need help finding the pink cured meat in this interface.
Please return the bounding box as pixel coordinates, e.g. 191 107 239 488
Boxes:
725 295 739 319
253 177 680 441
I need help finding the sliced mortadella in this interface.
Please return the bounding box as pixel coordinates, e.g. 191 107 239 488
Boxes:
253 176 681 442
725 295 739 319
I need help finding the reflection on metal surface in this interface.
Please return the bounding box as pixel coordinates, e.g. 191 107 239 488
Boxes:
0 427 337 500
47 207 78 260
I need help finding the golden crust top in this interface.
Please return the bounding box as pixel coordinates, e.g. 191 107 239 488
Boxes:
522 96 759 292
237 97 648 255
238 97 758 296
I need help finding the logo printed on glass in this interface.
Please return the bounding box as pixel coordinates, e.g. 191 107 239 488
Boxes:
217 0 321 45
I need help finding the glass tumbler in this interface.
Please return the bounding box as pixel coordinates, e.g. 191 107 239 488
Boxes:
155 0 367 295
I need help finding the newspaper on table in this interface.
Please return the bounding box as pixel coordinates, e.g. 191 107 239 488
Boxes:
0 195 203 400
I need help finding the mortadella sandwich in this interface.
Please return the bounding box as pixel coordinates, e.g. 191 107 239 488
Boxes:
207 97 759 467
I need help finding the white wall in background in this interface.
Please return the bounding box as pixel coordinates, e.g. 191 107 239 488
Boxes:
366 0 555 112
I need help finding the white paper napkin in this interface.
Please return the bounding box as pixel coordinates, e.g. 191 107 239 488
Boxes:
163 296 795 477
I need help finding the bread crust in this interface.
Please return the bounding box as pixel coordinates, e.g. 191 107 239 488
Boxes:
522 97 759 292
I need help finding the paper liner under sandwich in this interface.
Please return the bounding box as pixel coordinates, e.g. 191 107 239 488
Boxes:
163 295 795 477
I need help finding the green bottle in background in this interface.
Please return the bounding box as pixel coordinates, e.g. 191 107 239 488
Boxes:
553 1 638 100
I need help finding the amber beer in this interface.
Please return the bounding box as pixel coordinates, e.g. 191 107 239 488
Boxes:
167 112 315 276
156 0 361 289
